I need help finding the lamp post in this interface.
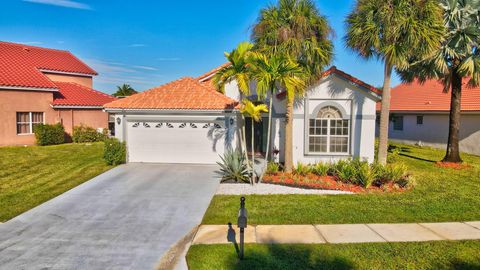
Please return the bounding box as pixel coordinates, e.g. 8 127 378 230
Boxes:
237 196 248 259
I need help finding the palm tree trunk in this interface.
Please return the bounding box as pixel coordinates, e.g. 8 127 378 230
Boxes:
377 61 393 165
241 115 251 177
443 70 463 163
259 93 273 183
251 120 255 184
284 97 294 172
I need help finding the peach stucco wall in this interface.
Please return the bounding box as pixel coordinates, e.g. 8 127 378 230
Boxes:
57 109 109 135
0 90 109 146
44 73 93 88
0 90 56 145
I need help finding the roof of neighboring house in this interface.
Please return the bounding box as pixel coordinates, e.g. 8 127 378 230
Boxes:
277 66 381 99
197 62 231 82
52 82 116 108
0 41 97 90
377 79 480 112
104 77 238 110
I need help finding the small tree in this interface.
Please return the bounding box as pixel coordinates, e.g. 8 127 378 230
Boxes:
345 0 444 164
240 99 269 184
112 84 137 97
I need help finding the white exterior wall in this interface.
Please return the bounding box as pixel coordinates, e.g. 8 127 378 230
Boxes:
380 113 480 156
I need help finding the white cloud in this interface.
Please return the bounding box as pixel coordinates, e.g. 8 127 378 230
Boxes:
129 44 147 48
133 65 158 71
84 59 136 73
23 0 92 10
157 57 181 61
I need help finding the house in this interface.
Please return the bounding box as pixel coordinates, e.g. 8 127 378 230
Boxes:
105 65 380 164
376 79 480 156
0 41 116 146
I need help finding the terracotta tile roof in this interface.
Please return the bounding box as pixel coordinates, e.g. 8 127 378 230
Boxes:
0 41 97 89
52 82 116 107
277 66 381 99
377 79 480 112
104 77 238 110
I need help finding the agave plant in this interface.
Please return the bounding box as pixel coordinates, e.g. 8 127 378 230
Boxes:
216 150 250 183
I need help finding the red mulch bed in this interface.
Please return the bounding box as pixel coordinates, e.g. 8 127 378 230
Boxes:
263 173 405 193
435 161 471 170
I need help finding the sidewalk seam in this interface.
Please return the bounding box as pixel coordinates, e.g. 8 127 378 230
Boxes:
365 224 390 242
462 222 480 231
417 223 448 240
312 224 328 243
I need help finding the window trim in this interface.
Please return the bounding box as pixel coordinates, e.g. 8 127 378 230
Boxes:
307 105 350 155
416 115 424 125
16 112 44 135
393 115 404 131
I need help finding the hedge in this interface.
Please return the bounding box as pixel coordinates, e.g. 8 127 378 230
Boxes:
34 123 65 146
72 125 107 143
104 138 126 165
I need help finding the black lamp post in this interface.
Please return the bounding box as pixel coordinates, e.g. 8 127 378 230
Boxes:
237 196 248 259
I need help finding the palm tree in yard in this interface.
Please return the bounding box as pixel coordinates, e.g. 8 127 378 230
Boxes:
345 0 444 164
398 0 480 163
113 84 137 97
213 42 253 168
247 52 305 175
240 99 269 184
251 0 333 172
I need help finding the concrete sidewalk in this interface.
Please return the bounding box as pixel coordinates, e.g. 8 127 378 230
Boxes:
192 222 480 245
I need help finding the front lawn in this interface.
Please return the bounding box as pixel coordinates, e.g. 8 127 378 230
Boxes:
187 241 480 270
202 144 480 224
0 143 113 222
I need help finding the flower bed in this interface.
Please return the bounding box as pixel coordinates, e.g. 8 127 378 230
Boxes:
263 159 414 193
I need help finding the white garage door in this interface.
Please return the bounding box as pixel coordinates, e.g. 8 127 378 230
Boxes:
127 121 226 164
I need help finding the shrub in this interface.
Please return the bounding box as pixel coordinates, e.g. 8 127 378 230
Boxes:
293 162 312 176
266 162 281 174
103 138 126 165
333 159 356 182
354 160 376 188
34 123 65 146
312 162 330 176
216 150 250 183
73 125 107 143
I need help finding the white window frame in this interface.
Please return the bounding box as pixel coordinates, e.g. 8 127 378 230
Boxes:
16 112 44 135
308 113 350 155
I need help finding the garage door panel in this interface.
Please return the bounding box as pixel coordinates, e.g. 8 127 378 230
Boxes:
127 121 225 164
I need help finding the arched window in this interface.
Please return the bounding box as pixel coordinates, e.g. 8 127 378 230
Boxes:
308 106 349 153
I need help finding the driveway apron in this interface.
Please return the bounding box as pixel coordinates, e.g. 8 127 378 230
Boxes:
0 163 219 269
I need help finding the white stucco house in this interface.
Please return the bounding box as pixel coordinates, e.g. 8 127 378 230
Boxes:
376 79 480 156
104 66 381 164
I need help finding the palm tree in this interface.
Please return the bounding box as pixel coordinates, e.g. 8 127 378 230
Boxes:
112 84 137 97
213 42 253 169
247 52 305 178
345 0 444 164
398 0 480 163
251 0 333 172
240 99 269 184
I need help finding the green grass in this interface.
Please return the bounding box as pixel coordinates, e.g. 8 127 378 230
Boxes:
187 241 480 270
0 143 113 222
202 144 480 224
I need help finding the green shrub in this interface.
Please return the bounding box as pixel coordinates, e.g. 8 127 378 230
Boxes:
312 162 330 176
355 160 376 188
333 159 356 182
103 138 126 165
293 162 312 176
266 162 281 174
34 123 65 146
216 150 250 183
72 125 107 143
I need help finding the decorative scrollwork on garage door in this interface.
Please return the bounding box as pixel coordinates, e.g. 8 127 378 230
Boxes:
143 122 150 128
155 123 163 128
166 123 174 128
202 123 210 128
214 123 222 129
132 122 140 128
179 123 186 128
190 123 197 128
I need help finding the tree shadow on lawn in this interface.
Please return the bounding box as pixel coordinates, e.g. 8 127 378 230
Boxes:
227 244 354 270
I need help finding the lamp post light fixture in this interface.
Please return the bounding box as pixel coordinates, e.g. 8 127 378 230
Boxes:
237 196 248 259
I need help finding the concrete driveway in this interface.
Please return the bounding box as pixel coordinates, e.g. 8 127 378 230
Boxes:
0 163 219 269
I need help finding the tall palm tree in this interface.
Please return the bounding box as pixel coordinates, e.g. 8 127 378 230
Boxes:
247 52 305 178
113 84 137 97
213 42 253 168
252 0 333 172
398 0 480 163
345 0 444 164
240 99 269 184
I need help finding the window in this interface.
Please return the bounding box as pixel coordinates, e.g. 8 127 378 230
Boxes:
16 112 43 134
393 115 404 131
416 115 424 125
308 106 349 154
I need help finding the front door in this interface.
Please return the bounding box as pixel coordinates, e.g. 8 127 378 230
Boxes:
245 117 268 156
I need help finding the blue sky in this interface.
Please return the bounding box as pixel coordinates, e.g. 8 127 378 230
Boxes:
0 0 400 94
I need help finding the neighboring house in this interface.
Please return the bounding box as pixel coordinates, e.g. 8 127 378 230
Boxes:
376 79 480 156
105 66 380 164
0 41 116 146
